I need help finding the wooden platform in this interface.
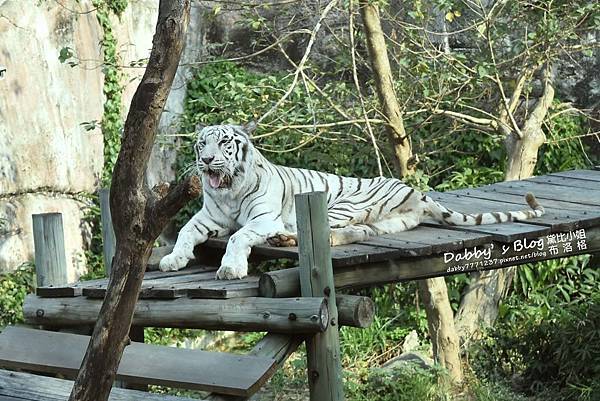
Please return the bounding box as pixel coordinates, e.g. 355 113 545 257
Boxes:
33 169 600 302
3 169 599 400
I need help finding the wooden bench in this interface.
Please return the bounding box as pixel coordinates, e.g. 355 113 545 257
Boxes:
0 327 292 398
0 369 202 401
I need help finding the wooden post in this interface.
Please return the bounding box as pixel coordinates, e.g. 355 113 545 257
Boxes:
32 213 68 287
296 192 344 401
99 188 115 275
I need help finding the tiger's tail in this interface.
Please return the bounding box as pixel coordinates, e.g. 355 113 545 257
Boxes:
424 193 545 226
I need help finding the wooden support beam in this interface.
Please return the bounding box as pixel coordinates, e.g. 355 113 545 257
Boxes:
336 295 375 328
99 188 116 275
23 295 328 333
260 225 600 294
296 192 344 401
32 213 68 287
258 269 375 328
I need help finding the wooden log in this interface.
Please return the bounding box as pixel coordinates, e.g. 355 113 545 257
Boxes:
32 213 68 287
23 294 328 333
337 295 375 328
259 269 374 328
99 188 116 275
259 268 300 298
296 192 344 401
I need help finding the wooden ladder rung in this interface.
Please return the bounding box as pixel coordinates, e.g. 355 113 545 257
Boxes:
0 327 276 397
0 368 203 401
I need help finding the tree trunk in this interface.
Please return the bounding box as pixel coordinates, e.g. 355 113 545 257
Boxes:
418 278 463 382
359 1 415 178
455 66 555 344
358 1 462 382
68 2 198 400
504 73 553 180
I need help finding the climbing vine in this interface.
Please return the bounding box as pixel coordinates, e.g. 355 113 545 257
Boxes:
81 0 128 278
92 0 127 186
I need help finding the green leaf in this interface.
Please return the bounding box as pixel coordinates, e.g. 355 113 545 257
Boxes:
58 47 73 63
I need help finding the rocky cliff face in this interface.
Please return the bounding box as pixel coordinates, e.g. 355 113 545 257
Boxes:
0 0 104 280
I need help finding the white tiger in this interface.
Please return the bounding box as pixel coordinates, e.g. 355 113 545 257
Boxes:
159 123 545 279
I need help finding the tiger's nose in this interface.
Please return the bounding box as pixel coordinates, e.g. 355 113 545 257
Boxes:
201 156 215 164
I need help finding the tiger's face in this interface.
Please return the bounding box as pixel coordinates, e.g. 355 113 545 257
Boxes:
195 124 254 190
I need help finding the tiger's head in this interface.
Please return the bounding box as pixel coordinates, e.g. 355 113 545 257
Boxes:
194 123 256 191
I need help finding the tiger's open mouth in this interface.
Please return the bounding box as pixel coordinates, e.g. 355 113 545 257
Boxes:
206 170 232 189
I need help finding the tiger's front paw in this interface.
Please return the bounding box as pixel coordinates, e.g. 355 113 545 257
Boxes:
216 263 248 280
159 253 188 272
267 233 298 247
216 254 248 280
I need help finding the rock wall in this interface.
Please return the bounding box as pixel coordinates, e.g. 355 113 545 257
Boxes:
113 1 207 189
0 0 104 281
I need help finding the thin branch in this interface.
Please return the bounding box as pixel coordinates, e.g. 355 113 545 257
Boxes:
432 109 498 131
180 29 311 67
257 0 339 124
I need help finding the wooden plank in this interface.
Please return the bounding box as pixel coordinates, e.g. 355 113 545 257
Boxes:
405 226 487 248
36 276 108 298
331 243 412 266
23 295 328 333
428 222 550 243
82 266 218 299
296 192 344 401
380 226 491 252
359 227 490 256
188 277 260 299
207 334 303 401
550 169 600 182
527 174 600 189
449 188 600 230
455 187 600 213
0 327 276 397
202 235 414 267
32 213 68 287
0 369 204 401
485 180 600 206
36 264 217 298
428 192 552 241
359 236 432 256
99 188 116 274
84 270 255 300
0 395 21 401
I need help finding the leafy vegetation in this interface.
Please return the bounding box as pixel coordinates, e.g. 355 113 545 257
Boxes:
474 257 600 401
81 0 127 279
0 264 35 328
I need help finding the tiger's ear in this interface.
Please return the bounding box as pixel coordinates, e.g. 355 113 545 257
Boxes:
195 123 206 133
243 121 257 137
